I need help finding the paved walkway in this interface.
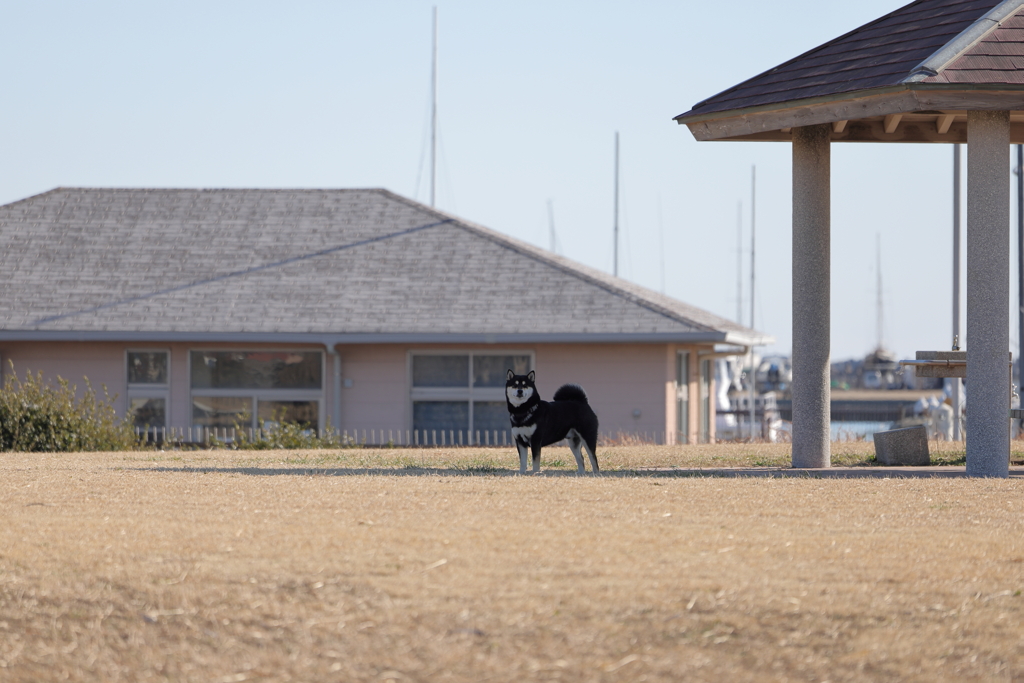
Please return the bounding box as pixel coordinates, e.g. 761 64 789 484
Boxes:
636 466 1024 479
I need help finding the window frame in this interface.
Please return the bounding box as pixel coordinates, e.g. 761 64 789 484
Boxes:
676 350 691 445
125 349 171 429
699 357 712 444
407 350 534 434
188 348 326 432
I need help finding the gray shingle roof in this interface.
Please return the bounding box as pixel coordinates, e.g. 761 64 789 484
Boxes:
0 188 769 346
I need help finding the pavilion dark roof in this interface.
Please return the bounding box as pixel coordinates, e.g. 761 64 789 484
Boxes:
925 10 1024 82
677 0 1012 121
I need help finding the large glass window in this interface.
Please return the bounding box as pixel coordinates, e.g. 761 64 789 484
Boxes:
192 396 253 430
127 350 170 429
128 351 168 385
190 350 324 432
129 397 166 429
413 401 469 434
258 400 320 428
191 351 321 390
410 352 531 443
413 355 469 388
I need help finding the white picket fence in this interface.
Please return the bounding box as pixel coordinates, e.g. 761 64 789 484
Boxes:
133 426 515 447
134 426 675 447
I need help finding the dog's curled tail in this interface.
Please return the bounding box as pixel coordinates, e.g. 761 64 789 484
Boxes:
552 383 589 404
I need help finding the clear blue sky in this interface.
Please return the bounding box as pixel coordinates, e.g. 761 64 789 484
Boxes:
1 1 1013 361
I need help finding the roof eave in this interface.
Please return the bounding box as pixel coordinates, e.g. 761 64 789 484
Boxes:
0 329 773 346
677 83 1024 142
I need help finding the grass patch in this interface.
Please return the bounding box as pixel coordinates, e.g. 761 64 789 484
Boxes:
0 451 1021 682
122 439 1020 472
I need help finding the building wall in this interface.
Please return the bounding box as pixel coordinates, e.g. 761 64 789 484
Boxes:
0 340 715 442
337 344 409 432
0 341 333 432
0 342 127 410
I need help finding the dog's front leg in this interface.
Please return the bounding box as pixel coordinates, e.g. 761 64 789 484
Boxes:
531 443 542 473
516 439 529 474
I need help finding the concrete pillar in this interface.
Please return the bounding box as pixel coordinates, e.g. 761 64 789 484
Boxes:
966 111 1010 477
327 345 342 434
791 124 831 468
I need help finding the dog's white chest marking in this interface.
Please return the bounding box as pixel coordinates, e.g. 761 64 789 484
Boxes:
511 424 537 441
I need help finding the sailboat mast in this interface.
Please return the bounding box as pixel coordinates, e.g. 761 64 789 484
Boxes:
430 6 438 208
876 233 883 349
736 201 743 324
548 199 556 254
750 165 756 329
658 194 665 294
613 132 620 277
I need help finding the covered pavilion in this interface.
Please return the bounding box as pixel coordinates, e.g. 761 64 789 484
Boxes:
676 0 1024 477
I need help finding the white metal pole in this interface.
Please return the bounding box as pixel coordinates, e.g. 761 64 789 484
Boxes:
736 201 743 324
548 199 556 254
430 6 438 208
613 131 619 277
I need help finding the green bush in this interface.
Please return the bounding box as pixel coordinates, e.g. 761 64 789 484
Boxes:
0 364 140 452
230 409 354 450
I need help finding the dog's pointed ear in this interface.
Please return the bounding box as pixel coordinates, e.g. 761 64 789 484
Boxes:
527 370 536 382
507 369 514 381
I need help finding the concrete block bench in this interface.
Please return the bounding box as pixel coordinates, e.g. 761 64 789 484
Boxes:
873 425 930 466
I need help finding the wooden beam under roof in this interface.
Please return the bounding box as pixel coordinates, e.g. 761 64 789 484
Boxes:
936 113 956 134
682 87 1024 142
883 114 903 133
703 118 1024 144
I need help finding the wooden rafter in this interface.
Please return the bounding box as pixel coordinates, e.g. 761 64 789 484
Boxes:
936 113 956 134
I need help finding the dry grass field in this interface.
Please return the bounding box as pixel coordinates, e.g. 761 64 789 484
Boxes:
2 444 1023 682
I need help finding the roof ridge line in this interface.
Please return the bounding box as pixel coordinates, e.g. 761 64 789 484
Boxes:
355 191 753 334
904 0 1024 82
29 217 454 328
445 216 740 334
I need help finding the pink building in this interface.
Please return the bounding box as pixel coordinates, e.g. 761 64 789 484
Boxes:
0 188 770 444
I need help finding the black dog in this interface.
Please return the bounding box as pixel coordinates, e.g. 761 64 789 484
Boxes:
506 370 599 474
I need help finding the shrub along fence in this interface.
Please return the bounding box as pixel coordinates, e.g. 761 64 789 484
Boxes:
0 365 139 452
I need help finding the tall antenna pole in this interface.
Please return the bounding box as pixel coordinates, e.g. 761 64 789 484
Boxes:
547 199 556 254
750 165 756 329
953 144 962 440
737 201 743 324
658 194 665 294
876 233 883 349
613 132 620 277
430 6 438 208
